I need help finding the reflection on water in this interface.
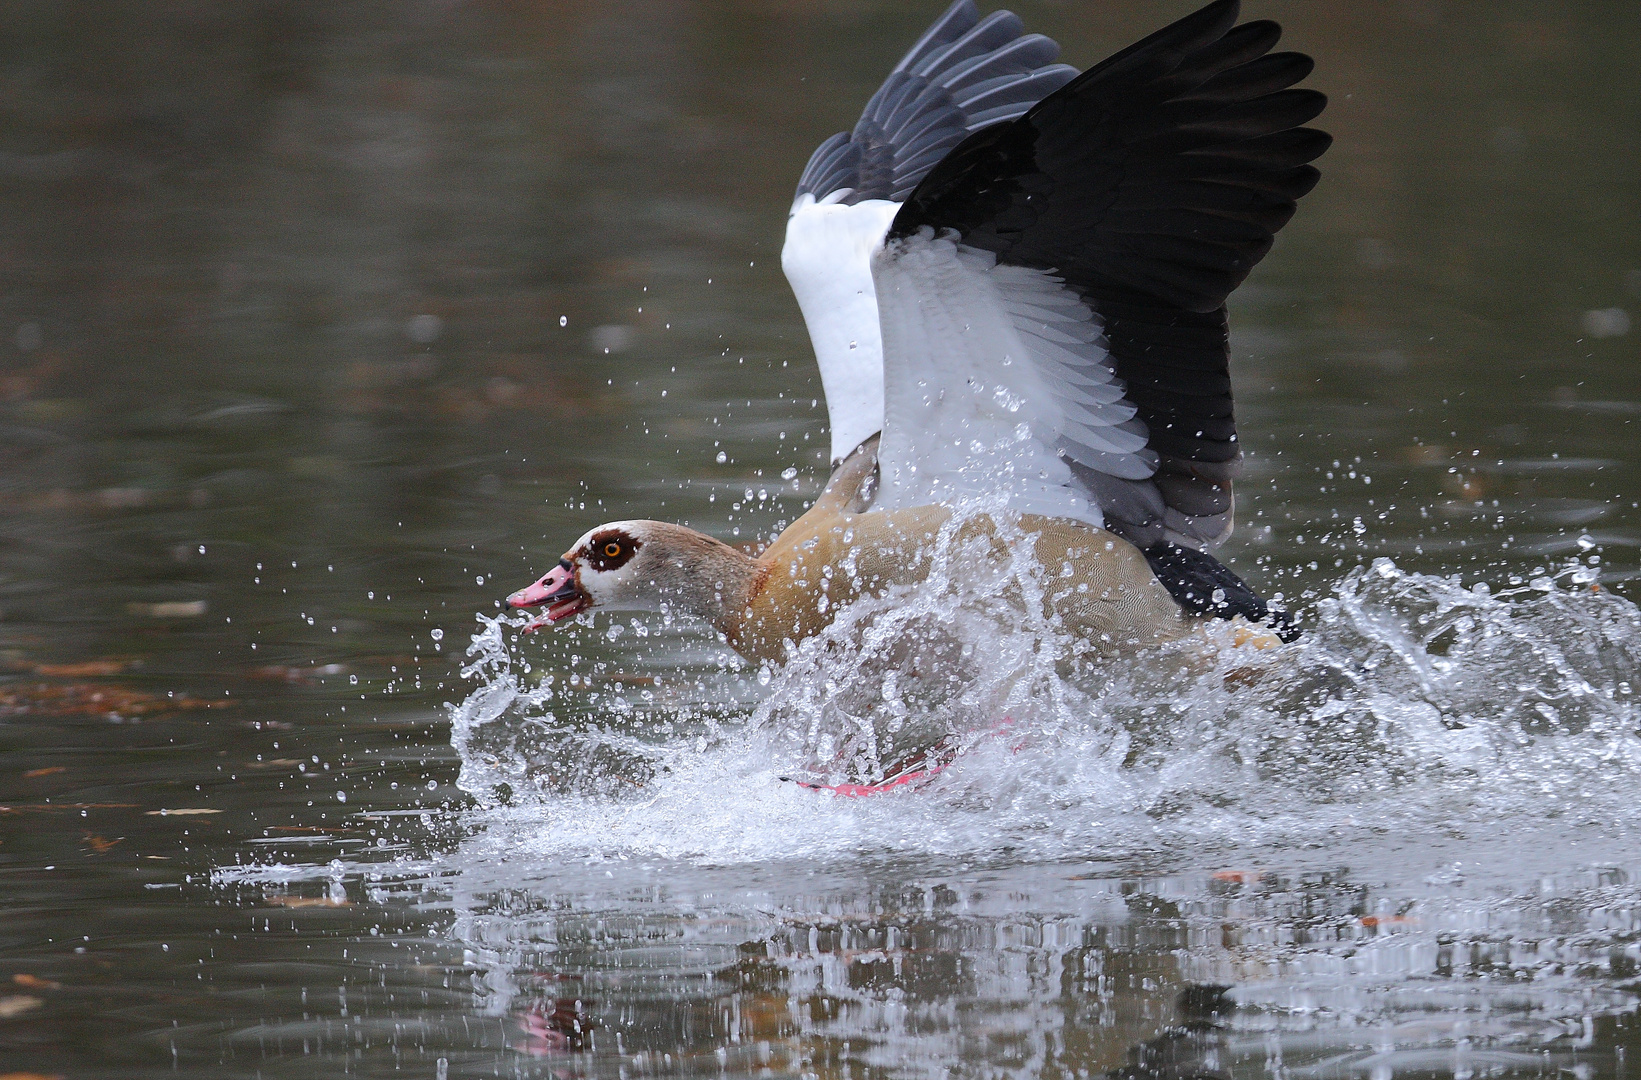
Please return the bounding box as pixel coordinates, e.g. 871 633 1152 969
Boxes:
205 849 1641 1079
1 0 1639 1076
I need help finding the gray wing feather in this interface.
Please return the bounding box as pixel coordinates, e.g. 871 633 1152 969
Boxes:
1071 462 1236 548
796 2 1077 204
996 263 1232 540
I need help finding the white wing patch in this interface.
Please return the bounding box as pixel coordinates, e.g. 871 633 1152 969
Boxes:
872 227 1157 526
781 193 901 464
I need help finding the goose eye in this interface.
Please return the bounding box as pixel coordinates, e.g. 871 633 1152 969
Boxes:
586 532 639 571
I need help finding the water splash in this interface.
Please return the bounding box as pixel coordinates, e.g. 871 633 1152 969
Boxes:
444 551 1639 866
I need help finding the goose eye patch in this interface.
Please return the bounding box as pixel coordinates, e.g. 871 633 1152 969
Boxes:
585 531 640 572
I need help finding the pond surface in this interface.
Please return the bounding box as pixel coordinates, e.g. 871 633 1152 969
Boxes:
1 1 1639 1077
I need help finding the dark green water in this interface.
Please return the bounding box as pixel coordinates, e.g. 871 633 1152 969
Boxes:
1 2 1639 1077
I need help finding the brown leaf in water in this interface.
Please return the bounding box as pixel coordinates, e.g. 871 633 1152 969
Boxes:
22 767 64 778
33 661 128 677
0 994 43 1019
11 975 60 991
144 808 220 816
266 825 353 833
0 1073 64 1080
125 600 207 618
82 833 123 854
0 803 139 815
244 758 303 769
264 896 353 908
0 683 227 718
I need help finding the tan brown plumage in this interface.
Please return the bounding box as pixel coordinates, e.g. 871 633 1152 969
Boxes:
722 442 1197 663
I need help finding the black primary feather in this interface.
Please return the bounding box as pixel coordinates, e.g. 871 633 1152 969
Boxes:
795 1 1078 204
1142 542 1298 640
890 0 1330 552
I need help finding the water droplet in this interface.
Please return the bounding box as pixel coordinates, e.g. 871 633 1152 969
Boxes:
430 628 444 641
715 451 727 464
406 313 441 344
1582 307 1630 339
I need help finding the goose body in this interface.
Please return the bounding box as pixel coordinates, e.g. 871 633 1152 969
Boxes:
507 0 1329 661
725 441 1191 663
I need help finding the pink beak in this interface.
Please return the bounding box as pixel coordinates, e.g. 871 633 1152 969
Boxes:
505 558 590 632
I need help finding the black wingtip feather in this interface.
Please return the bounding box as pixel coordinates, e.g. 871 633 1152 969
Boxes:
1076 0 1242 88
1173 19 1283 88
1143 542 1299 641
1184 51 1315 104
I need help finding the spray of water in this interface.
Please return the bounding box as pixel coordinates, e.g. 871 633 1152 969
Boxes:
446 529 1641 866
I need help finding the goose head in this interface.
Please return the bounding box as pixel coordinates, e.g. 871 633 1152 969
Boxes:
505 520 758 634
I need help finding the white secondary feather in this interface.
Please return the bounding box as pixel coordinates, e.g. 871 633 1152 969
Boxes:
872 227 1158 526
781 193 901 465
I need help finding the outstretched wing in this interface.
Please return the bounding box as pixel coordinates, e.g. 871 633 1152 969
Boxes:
781 1 1078 466
872 0 1330 548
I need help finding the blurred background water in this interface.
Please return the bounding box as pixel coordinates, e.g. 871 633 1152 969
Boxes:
1 1 1639 1077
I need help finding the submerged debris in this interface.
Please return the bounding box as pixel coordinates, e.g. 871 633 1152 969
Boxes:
0 682 226 719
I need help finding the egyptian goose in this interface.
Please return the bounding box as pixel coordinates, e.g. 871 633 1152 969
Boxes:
506 0 1329 664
